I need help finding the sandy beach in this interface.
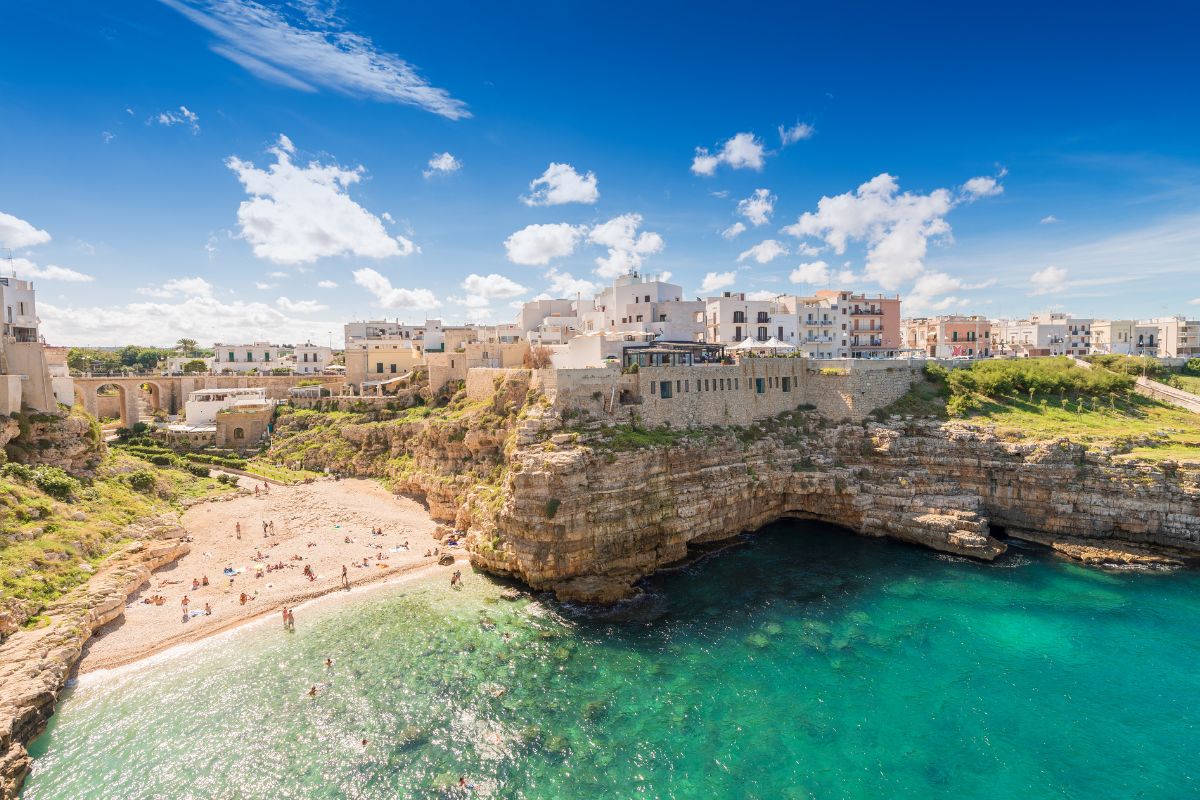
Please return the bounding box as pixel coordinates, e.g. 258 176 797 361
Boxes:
78 477 463 673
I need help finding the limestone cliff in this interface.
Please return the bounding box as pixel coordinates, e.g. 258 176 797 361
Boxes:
469 411 1200 602
4 410 105 476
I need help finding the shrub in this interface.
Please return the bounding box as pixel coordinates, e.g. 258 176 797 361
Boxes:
186 464 211 478
127 470 156 492
544 498 561 519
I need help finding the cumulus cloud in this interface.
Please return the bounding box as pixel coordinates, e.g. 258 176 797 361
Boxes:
1029 265 1068 296
39 295 339 347
317 279 338 288
521 163 599 206
904 271 994 312
423 152 461 178
352 267 439 309
159 0 469 119
781 173 957 291
153 105 200 133
10 257 94 283
961 175 1004 199
721 222 747 239
699 270 736 293
1189 297 1200 305
588 213 664 279
691 132 766 176
461 273 528 299
0 211 52 249
137 276 214 298
788 261 830 286
778 122 814 146
1040 215 1059 225
746 290 781 301
737 239 789 264
544 267 599 298
226 135 416 264
504 223 587 265
736 188 776 227
276 296 327 312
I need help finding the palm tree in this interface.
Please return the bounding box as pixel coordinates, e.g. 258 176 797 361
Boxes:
176 338 199 357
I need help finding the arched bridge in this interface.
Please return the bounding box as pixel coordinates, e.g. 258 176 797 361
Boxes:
72 374 344 427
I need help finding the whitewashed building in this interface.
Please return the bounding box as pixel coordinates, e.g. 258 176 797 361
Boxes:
293 342 334 374
212 342 285 373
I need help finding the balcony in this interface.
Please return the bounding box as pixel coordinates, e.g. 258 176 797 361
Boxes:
850 307 884 315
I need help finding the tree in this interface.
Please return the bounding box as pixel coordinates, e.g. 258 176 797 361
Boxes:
182 359 209 374
524 346 554 369
176 338 200 357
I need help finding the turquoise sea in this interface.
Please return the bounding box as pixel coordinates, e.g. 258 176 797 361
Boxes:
22 522 1200 799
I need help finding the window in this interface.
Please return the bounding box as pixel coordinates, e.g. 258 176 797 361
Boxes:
246 352 254 362
644 295 650 303
757 327 768 341
302 353 309 362
735 378 739 389
659 381 673 398
755 378 765 394
778 326 784 339
228 351 235 362
651 381 657 394
756 312 769 323
733 311 746 324
782 377 791 392
734 326 742 341
233 427 245 440
704 379 710 391
390 364 397 373
376 362 384 374
17 302 25 316
952 331 959 341
719 378 725 390
636 315 644 322
264 352 271 361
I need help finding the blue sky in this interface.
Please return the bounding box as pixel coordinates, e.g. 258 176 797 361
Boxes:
2 0 1198 346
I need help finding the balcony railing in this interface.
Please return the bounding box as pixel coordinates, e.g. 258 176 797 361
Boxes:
850 307 884 315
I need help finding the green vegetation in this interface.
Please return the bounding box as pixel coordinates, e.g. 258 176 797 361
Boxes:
242 459 323 484
544 498 561 519
1 451 233 629
883 358 1200 461
590 423 695 451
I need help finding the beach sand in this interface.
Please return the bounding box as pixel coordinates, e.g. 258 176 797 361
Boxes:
78 477 462 673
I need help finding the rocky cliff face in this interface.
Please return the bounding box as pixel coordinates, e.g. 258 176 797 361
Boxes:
0 516 187 798
469 411 1200 602
4 411 105 476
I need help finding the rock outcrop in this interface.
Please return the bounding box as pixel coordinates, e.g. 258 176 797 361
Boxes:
4 411 105 476
469 414 1200 601
0 516 186 798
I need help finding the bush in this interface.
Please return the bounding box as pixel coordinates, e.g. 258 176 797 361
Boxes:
544 498 561 519
186 464 211 478
0 463 80 500
127 470 156 492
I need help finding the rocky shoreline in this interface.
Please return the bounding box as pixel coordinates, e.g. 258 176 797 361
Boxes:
0 515 188 798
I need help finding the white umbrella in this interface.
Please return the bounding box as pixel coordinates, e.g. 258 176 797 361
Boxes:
729 337 760 350
763 337 795 351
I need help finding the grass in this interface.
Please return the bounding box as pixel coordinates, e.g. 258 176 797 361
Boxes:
1171 373 1200 395
590 423 695 451
242 458 323 484
1 451 234 628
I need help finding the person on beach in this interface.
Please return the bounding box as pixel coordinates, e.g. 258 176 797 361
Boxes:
325 658 333 669
288 608 296 630
264 481 270 495
308 685 317 697
236 521 241 540
281 606 289 629
202 575 209 587
192 578 200 590
255 485 260 497
181 595 190 621
204 602 212 616
240 592 249 605
262 520 268 534
341 565 349 588
450 570 462 588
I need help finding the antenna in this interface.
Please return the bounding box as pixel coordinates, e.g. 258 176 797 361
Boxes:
4 248 13 277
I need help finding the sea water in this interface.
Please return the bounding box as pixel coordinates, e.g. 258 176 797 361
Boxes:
21 522 1199 799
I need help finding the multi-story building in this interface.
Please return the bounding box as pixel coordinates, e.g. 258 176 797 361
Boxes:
705 292 798 345
906 315 992 358
820 290 901 359
293 342 334 375
1152 317 1200 358
212 342 286 373
0 276 39 343
1090 320 1137 355
585 272 706 342
0 277 67 413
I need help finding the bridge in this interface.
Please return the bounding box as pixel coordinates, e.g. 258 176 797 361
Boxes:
72 374 345 427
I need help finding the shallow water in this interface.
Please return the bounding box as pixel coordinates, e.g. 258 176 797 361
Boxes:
23 522 1200 799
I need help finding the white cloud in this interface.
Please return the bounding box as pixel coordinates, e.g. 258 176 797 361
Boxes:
102 131 115 144
521 163 599 206
0 211 52 249
794 242 822 256
721 222 747 239
691 132 766 176
781 173 957 291
789 261 830 286
504 222 586 266
461 273 528 299
254 281 272 289
152 105 200 133
778 122 814 146
267 270 288 278
746 290 781 301
1040 215 1059 225
226 135 416 264
159 0 469 119
961 175 1003 199
738 239 788 264
39 294 339 347
699 270 736 293
317 279 338 288
353 268 439 309
423 151 461 178
1188 297 1200 305
588 213 664 279
1029 265 1068 296
137 276 214 298
904 272 997 312
544 267 599 298
276 296 327 312
736 188 776 227
9 257 94 283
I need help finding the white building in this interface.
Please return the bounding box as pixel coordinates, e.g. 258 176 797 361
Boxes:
584 272 706 342
704 292 799 346
0 276 39 343
293 342 334 374
212 342 285 373
164 355 214 374
184 387 273 425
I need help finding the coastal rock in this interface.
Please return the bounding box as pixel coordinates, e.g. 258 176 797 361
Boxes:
0 520 187 798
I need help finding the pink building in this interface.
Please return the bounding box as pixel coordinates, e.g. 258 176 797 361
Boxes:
903 315 991 358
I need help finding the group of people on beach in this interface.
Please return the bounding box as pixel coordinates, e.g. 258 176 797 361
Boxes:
281 606 296 630
179 594 212 621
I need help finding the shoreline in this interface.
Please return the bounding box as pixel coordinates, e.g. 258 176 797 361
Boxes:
75 555 464 678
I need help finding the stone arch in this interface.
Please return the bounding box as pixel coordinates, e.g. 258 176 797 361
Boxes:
94 383 131 428
233 427 245 440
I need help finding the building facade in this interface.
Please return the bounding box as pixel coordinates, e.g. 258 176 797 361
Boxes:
212 342 286 373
